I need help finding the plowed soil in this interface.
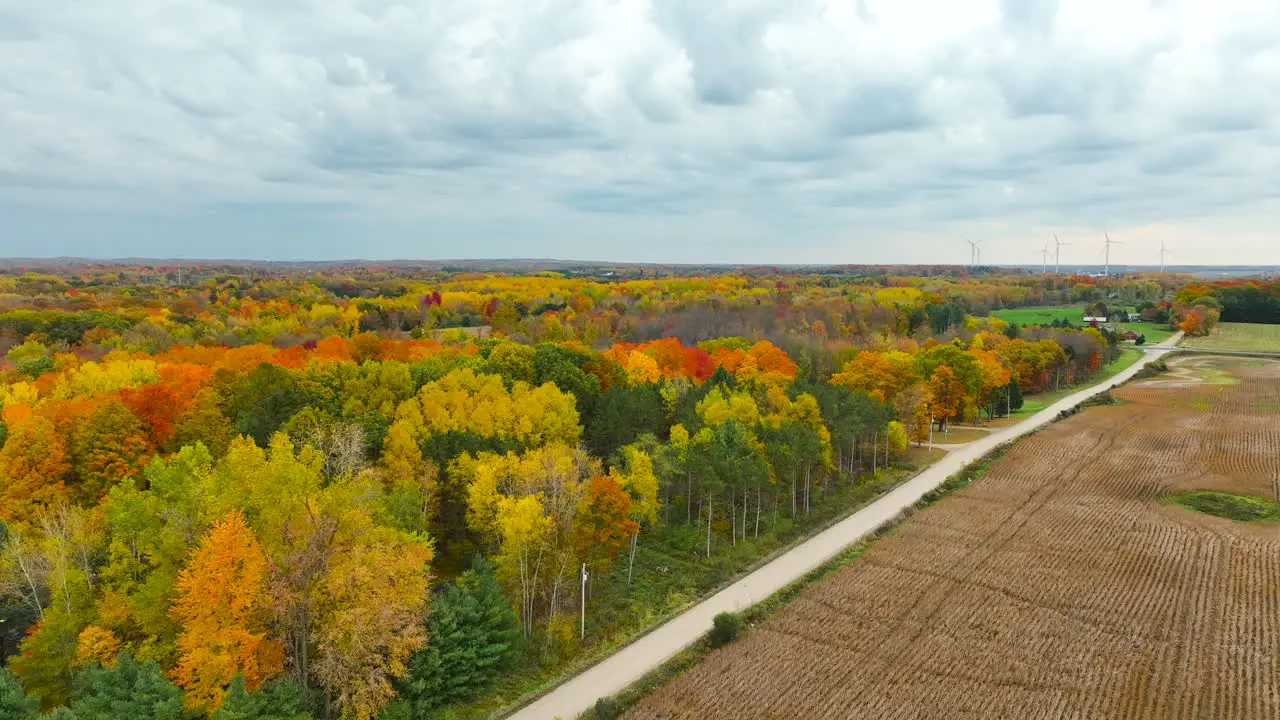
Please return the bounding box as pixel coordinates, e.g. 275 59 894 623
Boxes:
626 356 1280 719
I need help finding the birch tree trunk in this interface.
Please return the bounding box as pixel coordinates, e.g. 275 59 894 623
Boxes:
627 531 638 585
755 487 761 538
732 486 742 548
705 492 713 558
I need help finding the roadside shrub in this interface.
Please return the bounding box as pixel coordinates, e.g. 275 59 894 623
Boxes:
593 697 622 720
1133 360 1168 380
709 612 743 647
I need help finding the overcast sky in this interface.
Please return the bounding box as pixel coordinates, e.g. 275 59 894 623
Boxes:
2 0 1278 265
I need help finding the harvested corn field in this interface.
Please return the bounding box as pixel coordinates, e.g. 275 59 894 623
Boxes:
626 356 1280 719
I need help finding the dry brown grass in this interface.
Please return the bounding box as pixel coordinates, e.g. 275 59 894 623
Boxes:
625 356 1280 720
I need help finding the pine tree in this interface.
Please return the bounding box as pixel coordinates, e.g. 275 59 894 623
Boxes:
1008 380 1024 413
0 668 39 720
211 677 312 720
67 653 184 720
396 558 519 712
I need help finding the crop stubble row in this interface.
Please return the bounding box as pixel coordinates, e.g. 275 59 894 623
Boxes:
626 357 1279 719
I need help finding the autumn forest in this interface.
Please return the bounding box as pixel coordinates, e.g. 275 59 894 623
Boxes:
0 264 1218 720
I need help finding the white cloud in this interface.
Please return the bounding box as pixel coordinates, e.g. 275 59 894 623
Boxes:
1 0 1278 264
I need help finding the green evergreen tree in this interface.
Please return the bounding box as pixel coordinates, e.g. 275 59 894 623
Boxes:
0 668 39 720
1008 380 1024 413
67 654 183 720
585 385 666 462
222 363 314 446
396 558 519 713
212 677 312 720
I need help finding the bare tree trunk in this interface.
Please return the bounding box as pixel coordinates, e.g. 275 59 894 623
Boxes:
755 487 761 538
10 535 46 621
731 488 737 547
545 569 562 653
686 472 692 524
791 470 797 518
705 492 713 558
798 458 808 509
873 431 878 474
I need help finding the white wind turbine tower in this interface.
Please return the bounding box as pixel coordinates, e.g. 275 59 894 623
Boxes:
1054 234 1070 274
1159 240 1170 273
1103 232 1124 277
1041 241 1051 274
967 239 982 268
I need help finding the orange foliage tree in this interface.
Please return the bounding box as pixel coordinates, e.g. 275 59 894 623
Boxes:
926 366 966 431
170 512 284 712
575 475 639 573
69 399 156 504
831 350 918 403
0 417 72 523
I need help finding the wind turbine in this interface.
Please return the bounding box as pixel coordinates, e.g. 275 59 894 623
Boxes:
1103 232 1124 277
1159 240 1170 273
1053 234 1070 275
967 239 981 268
1040 241 1051 274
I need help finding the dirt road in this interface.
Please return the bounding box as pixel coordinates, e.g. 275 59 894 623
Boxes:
508 337 1179 720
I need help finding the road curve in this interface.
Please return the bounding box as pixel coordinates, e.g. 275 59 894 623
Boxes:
509 336 1180 720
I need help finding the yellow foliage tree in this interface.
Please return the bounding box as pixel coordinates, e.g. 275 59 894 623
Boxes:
75 625 122 666
314 528 433 720
695 386 760 428
392 368 581 447
491 494 552 634
610 446 659 526
51 358 160 400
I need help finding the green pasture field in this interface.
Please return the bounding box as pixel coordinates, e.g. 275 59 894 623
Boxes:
991 306 1175 344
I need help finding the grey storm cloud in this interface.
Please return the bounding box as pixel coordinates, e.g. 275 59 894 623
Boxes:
1 0 1279 264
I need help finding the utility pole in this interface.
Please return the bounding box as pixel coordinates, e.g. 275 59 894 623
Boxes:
580 563 588 640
